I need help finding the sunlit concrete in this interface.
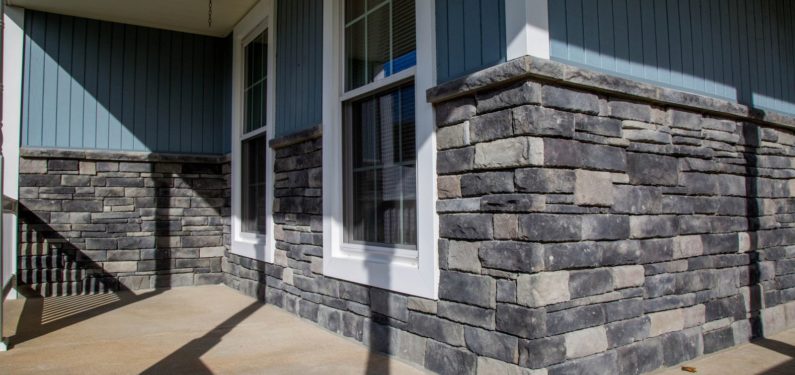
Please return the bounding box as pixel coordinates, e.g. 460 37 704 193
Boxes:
653 328 795 375
0 285 427 375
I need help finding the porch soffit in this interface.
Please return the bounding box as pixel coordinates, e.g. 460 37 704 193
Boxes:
7 0 258 37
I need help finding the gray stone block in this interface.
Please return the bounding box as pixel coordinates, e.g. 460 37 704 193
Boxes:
703 326 734 354
661 329 703 366
474 137 544 169
609 100 652 122
496 303 547 339
518 214 581 242
604 298 645 322
520 336 566 369
479 241 544 273
513 106 575 138
460 172 514 196
477 81 542 113
437 147 475 174
370 288 408 322
496 279 517 303
582 215 629 240
630 216 679 239
627 153 679 186
606 316 650 348
569 269 613 299
439 271 495 308
617 338 663 375
547 304 605 335
547 351 618 375
515 168 575 193
542 86 600 114
469 110 513 143
574 114 622 137
439 214 493 240
407 312 465 346
424 340 476 375
545 242 603 270
438 301 495 329
464 326 518 363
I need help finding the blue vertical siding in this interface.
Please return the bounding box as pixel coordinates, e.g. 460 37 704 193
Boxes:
274 0 323 138
22 11 231 154
436 0 506 83
549 0 795 116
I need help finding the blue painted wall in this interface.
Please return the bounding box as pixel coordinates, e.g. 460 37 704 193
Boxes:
549 0 795 116
275 0 322 138
436 0 506 83
22 11 231 154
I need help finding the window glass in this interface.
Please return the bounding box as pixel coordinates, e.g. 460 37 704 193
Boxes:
242 134 268 235
344 0 416 91
244 30 267 133
344 84 416 248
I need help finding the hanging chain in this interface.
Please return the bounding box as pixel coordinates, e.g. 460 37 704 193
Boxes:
208 0 213 28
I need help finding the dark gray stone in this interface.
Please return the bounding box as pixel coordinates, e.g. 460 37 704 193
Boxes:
627 153 679 186
513 106 575 137
425 340 476 375
606 316 650 348
479 241 544 272
518 214 581 242
662 329 703 366
437 147 475 174
617 338 663 375
496 279 517 303
546 304 605 335
582 215 630 241
407 312 464 346
439 271 495 308
609 100 652 122
370 289 409 322
604 298 644 322
464 326 518 363
477 80 542 113
703 327 734 354
569 269 613 298
542 86 600 114
548 351 618 375
644 274 676 298
438 301 495 329
545 242 603 270
439 214 493 240
515 168 575 193
496 303 547 339
469 110 513 143
574 114 623 137
520 336 567 369
460 172 514 196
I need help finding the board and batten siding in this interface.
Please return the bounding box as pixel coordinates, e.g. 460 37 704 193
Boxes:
549 0 795 116
274 0 322 138
436 0 506 83
22 11 231 154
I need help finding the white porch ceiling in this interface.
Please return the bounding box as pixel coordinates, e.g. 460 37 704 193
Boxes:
6 0 259 37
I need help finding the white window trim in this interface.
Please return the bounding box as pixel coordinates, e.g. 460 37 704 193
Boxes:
231 0 276 263
322 0 439 299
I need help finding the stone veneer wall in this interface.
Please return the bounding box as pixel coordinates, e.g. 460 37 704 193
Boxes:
18 149 230 296
222 56 795 375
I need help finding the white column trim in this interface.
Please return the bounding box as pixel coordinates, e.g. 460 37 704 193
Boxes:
505 0 550 60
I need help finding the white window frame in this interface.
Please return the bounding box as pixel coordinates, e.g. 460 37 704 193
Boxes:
231 0 276 263
322 0 439 299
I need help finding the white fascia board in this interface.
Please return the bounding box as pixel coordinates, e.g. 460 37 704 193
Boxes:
505 0 550 60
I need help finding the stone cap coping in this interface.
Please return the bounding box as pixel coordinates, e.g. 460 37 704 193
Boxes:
20 147 230 163
426 55 795 130
269 124 322 149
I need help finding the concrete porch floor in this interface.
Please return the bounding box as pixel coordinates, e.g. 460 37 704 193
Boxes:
0 285 427 374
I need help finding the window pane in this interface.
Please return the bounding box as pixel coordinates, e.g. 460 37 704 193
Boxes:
242 134 267 235
391 0 416 75
344 83 416 248
344 0 416 91
244 30 267 133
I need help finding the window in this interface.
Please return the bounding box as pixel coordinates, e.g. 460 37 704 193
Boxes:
323 0 438 298
231 0 275 262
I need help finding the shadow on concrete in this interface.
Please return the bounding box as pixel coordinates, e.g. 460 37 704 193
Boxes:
754 338 795 375
140 301 262 375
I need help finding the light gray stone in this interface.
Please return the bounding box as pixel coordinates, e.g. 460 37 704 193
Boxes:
517 271 570 307
564 326 608 359
574 170 614 206
612 265 645 289
474 137 544 169
648 309 684 337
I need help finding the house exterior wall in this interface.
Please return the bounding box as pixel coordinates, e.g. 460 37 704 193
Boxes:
223 57 795 375
549 0 795 117
274 0 323 138
435 0 506 83
17 149 230 296
21 11 231 154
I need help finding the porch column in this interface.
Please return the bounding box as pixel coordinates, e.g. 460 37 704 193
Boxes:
505 0 550 60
